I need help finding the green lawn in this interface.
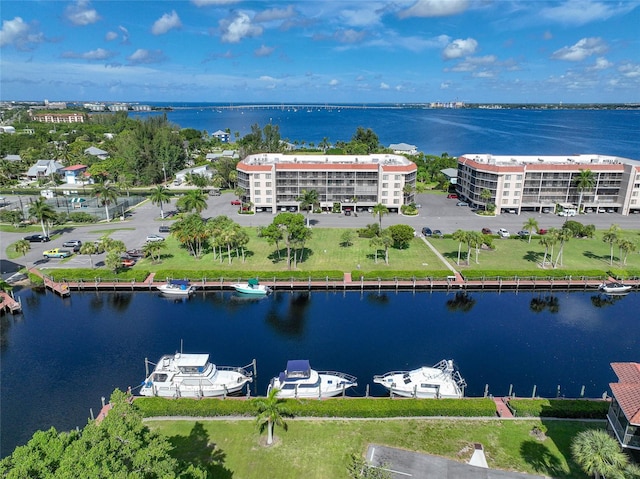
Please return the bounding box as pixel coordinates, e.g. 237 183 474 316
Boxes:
148 418 600 479
431 229 640 276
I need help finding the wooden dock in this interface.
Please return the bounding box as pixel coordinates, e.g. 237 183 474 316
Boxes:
0 291 22 314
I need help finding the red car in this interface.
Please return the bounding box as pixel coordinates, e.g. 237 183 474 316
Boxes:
121 258 136 267
230 199 241 205
538 228 548 235
447 193 458 199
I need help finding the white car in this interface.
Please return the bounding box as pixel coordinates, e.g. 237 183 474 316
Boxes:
146 234 165 242
497 228 510 238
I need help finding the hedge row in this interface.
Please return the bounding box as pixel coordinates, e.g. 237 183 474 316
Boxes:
354 270 453 281
135 397 497 419
462 270 607 280
508 399 609 419
43 269 150 282
153 270 346 282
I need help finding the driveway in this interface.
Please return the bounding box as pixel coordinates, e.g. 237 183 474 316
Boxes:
366 445 546 479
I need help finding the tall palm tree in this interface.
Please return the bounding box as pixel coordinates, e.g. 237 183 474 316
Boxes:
14 239 30 257
553 228 572 268
79 241 98 269
480 188 492 211
92 183 119 222
602 224 621 266
523 217 539 244
372 203 389 230
571 429 628 479
297 189 318 226
28 197 56 237
150 185 171 219
178 189 208 214
574 169 595 213
143 240 166 263
617 238 636 266
539 235 553 268
254 388 293 446
452 229 468 265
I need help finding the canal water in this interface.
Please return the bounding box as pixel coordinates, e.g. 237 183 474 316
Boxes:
2 287 638 456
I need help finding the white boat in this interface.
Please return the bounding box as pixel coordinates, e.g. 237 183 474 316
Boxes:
139 353 253 398
373 360 466 399
268 359 357 399
599 282 632 294
156 280 196 296
231 278 271 295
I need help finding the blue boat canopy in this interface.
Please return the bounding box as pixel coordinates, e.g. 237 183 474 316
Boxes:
248 278 259 286
282 359 311 381
170 279 190 286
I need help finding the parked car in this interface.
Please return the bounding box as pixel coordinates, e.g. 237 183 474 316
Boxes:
126 249 145 258
159 225 170 233
538 228 548 235
481 228 492 235
447 194 458 199
146 234 165 242
230 199 241 205
432 230 443 237
24 234 50 242
517 230 529 237
497 228 510 238
43 248 72 258
422 227 432 237
456 201 469 207
344 210 351 216
62 240 82 248
121 258 136 267
541 208 551 214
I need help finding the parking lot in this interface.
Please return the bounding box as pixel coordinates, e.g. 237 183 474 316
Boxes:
2 192 639 274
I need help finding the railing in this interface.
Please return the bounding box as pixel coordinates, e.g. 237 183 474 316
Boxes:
317 371 358 385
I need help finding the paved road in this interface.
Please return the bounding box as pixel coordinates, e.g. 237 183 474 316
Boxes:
366 444 546 479
2 192 638 275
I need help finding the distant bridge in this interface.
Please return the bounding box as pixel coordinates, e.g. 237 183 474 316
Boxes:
169 104 424 111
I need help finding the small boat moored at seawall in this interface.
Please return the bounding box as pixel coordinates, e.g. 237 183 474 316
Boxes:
232 278 271 295
268 359 357 398
373 359 466 398
156 279 196 296
599 282 632 295
139 353 253 398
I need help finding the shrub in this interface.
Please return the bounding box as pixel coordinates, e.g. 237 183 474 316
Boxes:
508 399 609 419
357 223 380 238
68 211 98 223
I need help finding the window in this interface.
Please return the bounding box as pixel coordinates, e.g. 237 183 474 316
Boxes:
254 190 261 196
516 183 522 188
514 191 520 196
382 174 389 180
382 191 388 197
265 173 271 179
502 199 508 204
505 175 511 180
393 199 400 204
382 183 388 188
254 182 260 187
394 191 400 196
395 175 401 180
266 190 272 196
503 191 510 196
394 183 401 188
504 183 511 189
517 175 522 180
266 182 272 187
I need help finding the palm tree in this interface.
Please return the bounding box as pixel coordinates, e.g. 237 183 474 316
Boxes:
254 388 293 446
379 229 393 265
143 240 166 263
178 189 208 214
150 185 171 219
553 228 572 268
14 239 30 257
92 183 119 222
79 241 98 269
617 238 636 265
452 229 468 265
571 429 628 479
28 197 56 237
574 169 595 213
602 224 621 266
372 203 389 230
523 217 539 244
539 235 553 268
297 189 319 226
480 189 492 211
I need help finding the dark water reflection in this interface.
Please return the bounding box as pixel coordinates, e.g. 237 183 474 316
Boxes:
2 288 638 457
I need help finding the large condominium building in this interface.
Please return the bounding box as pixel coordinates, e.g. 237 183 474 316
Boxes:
236 153 417 213
456 154 640 216
30 112 86 123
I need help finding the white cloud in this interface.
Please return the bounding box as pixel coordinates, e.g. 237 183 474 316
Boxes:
329 79 339 86
65 0 100 26
442 38 477 60
539 0 638 26
440 82 450 89
220 12 263 43
152 11 182 35
619 63 640 78
0 17 43 50
380 82 390 89
62 48 117 60
119 26 130 44
192 0 240 6
254 5 296 23
551 37 607 61
399 0 469 18
105 31 118 41
339 6 384 27
259 75 278 82
589 57 612 71
334 29 367 44
127 49 166 65
254 45 274 57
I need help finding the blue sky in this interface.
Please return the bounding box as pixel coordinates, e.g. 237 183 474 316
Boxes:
1 0 639 104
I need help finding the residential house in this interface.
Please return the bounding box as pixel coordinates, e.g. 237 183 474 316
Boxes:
62 165 89 185
2 154 22 162
26 160 64 181
84 146 109 160
607 362 640 451
389 143 418 156
211 130 230 142
206 149 239 161
175 165 214 183
0 126 16 134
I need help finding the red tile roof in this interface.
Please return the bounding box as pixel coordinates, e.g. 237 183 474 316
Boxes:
610 362 640 425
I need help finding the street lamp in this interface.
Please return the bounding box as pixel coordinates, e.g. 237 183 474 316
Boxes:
162 164 167 184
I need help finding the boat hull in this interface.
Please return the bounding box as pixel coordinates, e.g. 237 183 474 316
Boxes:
232 284 270 295
373 360 466 399
269 372 357 399
156 284 195 295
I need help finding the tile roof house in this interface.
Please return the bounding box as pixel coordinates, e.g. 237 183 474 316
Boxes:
212 130 230 142
607 362 640 450
62 164 89 185
84 146 109 160
26 160 64 180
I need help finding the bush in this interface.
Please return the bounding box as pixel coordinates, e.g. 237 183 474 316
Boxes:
507 399 609 419
357 223 380 238
134 397 497 418
68 211 98 223
45 269 150 282
154 270 345 282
